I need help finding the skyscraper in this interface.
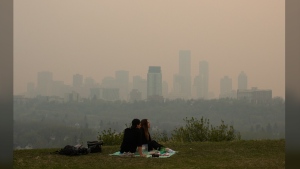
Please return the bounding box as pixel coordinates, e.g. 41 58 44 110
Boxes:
147 66 162 100
194 60 209 99
132 76 147 100
115 70 129 101
219 76 234 98
179 50 191 77
238 71 248 90
73 74 83 88
84 77 96 88
101 76 116 88
173 50 191 99
37 71 53 96
172 74 185 99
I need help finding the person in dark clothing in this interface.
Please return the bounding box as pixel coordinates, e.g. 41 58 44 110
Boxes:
140 119 164 151
120 119 146 157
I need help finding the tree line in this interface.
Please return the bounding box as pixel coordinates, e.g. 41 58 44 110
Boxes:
14 97 285 149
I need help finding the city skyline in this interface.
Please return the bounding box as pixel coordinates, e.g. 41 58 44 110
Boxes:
14 1 285 98
21 63 277 100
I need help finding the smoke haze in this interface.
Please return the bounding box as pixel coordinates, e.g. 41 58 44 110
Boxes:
14 0 285 98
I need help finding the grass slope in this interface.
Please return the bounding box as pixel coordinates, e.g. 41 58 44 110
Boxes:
13 140 285 169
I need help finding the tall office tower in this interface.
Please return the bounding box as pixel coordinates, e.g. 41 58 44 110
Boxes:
147 66 162 100
194 61 209 99
199 61 209 99
219 76 233 98
193 75 202 99
101 76 116 88
115 70 129 101
37 71 53 96
176 50 191 99
132 76 147 100
73 74 83 88
238 71 248 90
84 77 96 88
172 74 185 99
82 77 97 98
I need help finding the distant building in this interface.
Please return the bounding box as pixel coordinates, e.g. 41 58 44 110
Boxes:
147 66 163 101
101 76 116 88
132 76 147 100
129 89 142 102
193 60 209 99
219 76 236 98
48 96 64 103
90 88 101 100
84 77 96 88
171 74 185 99
37 71 53 96
237 87 272 103
193 76 201 99
14 95 30 105
238 71 247 90
102 88 119 101
199 61 209 99
35 95 50 102
177 50 191 99
73 74 83 88
64 91 80 102
115 70 129 101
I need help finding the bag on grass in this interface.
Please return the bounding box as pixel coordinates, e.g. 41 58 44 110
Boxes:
56 144 88 156
57 145 79 156
75 144 89 155
87 140 103 153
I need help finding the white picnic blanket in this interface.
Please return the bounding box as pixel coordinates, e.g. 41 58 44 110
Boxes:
109 151 177 158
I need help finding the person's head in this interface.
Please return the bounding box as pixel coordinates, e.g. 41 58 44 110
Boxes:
131 119 141 129
141 119 150 129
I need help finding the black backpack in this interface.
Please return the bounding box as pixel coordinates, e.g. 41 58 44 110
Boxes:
87 140 103 153
57 145 78 156
57 145 88 156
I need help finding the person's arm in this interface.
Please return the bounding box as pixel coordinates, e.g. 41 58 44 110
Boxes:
137 146 146 157
137 129 146 157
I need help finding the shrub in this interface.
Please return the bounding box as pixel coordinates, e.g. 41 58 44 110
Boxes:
171 117 241 142
97 117 241 145
97 128 123 146
151 129 169 143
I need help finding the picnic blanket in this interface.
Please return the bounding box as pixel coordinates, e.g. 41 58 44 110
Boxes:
109 151 177 158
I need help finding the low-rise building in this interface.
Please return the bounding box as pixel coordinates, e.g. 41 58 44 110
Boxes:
237 87 272 103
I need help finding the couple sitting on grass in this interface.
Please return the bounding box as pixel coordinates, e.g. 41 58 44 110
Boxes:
120 118 173 157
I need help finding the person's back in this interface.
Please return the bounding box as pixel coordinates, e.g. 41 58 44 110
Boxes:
140 127 151 145
120 127 142 153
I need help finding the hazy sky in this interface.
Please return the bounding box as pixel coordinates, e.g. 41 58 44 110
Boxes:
14 0 285 98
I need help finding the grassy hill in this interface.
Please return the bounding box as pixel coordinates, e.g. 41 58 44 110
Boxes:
13 139 285 169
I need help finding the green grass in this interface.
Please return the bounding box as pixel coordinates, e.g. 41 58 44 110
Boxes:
13 139 285 169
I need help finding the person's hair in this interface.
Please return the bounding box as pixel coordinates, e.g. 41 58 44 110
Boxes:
141 119 149 140
131 119 141 129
